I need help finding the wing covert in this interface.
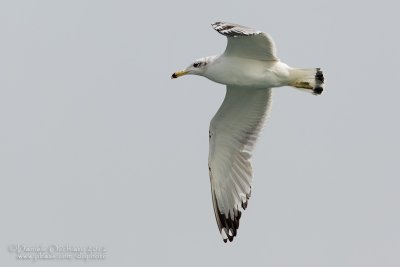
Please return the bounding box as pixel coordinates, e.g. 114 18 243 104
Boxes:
212 22 278 61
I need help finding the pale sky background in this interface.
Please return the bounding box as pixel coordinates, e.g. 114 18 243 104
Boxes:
1 0 399 266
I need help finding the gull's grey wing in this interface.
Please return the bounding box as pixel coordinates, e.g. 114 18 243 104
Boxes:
212 22 278 61
208 85 272 242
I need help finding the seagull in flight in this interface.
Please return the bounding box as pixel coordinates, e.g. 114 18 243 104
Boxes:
171 22 324 242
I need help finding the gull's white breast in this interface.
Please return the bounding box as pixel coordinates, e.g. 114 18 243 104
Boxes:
204 56 291 89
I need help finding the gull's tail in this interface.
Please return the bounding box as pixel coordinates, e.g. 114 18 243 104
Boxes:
290 68 324 95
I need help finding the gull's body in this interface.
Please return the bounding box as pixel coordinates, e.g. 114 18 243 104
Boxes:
172 22 324 243
205 57 291 88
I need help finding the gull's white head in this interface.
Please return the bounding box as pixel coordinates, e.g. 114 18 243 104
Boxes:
171 56 214 79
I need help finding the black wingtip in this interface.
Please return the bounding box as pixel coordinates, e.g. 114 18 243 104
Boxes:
313 87 323 95
313 68 324 95
315 68 324 83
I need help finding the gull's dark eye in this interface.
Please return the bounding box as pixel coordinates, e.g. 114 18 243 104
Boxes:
193 62 200 68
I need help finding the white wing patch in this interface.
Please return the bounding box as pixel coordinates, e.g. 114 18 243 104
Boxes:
208 86 272 242
212 22 278 61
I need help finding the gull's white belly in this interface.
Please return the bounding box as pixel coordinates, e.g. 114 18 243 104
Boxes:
204 56 291 89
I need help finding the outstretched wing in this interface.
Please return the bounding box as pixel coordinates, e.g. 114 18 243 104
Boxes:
208 85 272 242
212 21 278 61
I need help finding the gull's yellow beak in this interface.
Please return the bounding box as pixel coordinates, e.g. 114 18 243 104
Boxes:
171 70 188 79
